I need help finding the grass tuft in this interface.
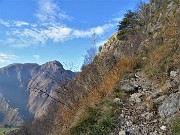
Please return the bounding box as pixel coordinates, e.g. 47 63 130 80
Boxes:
171 118 180 135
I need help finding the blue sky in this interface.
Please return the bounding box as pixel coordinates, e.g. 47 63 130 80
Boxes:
0 0 148 71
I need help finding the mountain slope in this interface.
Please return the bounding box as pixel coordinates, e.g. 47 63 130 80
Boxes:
49 0 179 134
0 61 75 127
11 0 180 134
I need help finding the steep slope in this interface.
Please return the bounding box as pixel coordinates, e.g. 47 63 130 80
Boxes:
0 94 23 127
0 63 39 126
0 61 75 127
11 0 179 135
49 0 179 134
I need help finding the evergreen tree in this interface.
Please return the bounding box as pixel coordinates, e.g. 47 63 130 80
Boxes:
117 10 138 40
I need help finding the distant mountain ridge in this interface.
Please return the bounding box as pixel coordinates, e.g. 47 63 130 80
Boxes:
0 61 75 127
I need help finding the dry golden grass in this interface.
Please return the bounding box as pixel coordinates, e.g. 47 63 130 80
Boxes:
50 8 180 135
53 57 138 135
144 13 180 83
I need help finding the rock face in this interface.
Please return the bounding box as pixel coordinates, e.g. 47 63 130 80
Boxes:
0 61 75 127
0 94 23 126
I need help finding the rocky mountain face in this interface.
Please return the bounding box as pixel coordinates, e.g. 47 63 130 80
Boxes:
0 61 75 127
0 94 23 127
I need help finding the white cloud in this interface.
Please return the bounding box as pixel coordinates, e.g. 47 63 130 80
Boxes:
36 0 72 23
11 28 47 44
14 21 29 27
0 0 116 47
33 54 40 60
3 23 113 47
42 25 73 42
0 19 29 27
72 24 113 38
0 19 10 27
0 53 17 63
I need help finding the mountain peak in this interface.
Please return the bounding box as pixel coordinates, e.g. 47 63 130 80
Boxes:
0 60 75 127
42 60 64 70
47 60 63 66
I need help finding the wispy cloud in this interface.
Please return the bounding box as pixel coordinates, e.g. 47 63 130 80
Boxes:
73 24 113 38
0 0 116 47
1 22 113 47
33 54 40 60
42 25 73 42
0 53 17 63
35 0 72 23
0 19 29 27
14 21 29 27
0 19 10 27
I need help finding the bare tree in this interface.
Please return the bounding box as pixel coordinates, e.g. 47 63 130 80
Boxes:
82 33 97 67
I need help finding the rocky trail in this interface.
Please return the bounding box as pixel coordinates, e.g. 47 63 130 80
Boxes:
112 70 180 135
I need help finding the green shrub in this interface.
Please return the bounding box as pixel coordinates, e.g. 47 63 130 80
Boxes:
117 10 139 40
70 99 120 135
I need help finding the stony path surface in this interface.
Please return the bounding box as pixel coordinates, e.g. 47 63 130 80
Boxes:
111 70 180 135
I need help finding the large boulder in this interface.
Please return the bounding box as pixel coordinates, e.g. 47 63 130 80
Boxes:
158 93 180 118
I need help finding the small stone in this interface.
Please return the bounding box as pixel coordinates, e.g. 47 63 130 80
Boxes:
160 125 166 131
121 83 135 92
141 112 154 120
126 120 132 127
135 73 140 78
152 119 158 123
129 93 142 103
154 95 167 104
170 71 177 78
142 57 147 61
113 98 121 104
119 130 125 135
150 131 158 135
136 105 145 110
120 113 125 118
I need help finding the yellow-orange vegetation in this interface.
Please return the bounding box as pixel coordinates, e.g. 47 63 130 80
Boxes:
55 56 137 135
51 8 180 135
145 12 180 84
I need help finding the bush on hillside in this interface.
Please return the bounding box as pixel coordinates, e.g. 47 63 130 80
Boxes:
70 99 120 135
82 47 97 69
117 10 138 40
